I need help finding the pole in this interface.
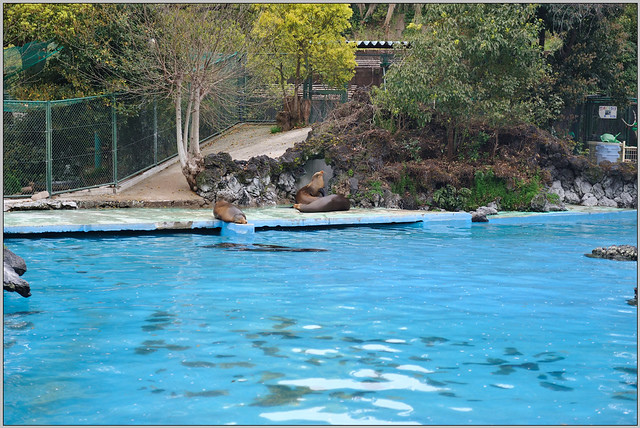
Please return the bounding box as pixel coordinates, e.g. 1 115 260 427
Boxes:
153 98 158 165
94 131 101 169
112 95 118 192
45 101 52 195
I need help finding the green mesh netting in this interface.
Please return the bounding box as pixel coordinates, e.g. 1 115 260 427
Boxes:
3 40 62 83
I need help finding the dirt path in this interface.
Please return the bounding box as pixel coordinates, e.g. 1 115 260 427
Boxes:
55 124 310 204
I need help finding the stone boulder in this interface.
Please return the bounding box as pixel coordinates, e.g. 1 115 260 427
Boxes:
3 248 30 297
470 205 498 222
585 245 637 261
530 191 567 212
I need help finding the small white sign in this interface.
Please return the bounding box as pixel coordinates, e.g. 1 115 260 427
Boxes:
599 106 617 119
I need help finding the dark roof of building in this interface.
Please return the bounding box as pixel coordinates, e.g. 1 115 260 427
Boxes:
353 41 408 49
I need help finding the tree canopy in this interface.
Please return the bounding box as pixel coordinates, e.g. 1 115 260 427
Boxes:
373 4 553 157
538 3 637 110
250 3 356 126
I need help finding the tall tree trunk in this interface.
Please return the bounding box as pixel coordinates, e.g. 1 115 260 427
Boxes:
175 82 187 169
183 86 204 192
363 3 376 22
447 125 455 160
384 4 396 38
183 89 194 154
291 55 303 124
413 4 422 23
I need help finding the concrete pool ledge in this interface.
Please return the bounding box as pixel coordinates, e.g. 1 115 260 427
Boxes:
2 205 636 236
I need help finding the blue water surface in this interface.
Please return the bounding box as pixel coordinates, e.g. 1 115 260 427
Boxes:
4 216 638 425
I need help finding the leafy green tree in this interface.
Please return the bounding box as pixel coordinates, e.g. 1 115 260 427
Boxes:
250 3 356 127
3 4 142 99
374 4 552 158
537 4 637 110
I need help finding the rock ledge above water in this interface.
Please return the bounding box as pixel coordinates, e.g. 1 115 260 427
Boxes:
586 245 638 261
3 248 30 297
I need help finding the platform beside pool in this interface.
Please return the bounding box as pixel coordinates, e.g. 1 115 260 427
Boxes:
3 205 637 236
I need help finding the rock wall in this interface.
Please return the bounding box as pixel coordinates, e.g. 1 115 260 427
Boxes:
196 145 638 211
196 153 302 206
544 158 637 209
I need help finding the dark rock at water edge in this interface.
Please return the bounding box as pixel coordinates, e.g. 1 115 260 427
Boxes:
586 245 637 261
4 247 26 275
3 248 30 297
470 203 499 222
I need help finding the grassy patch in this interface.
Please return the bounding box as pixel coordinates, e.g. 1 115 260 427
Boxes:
466 168 542 211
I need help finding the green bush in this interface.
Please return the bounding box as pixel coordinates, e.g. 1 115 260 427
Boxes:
365 180 384 199
270 125 282 134
432 184 471 211
392 168 417 195
466 169 542 211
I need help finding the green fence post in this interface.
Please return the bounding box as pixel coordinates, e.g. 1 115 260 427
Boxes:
112 95 118 191
94 131 101 169
153 98 158 165
45 101 52 195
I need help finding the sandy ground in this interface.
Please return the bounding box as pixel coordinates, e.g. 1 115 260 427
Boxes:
53 124 310 203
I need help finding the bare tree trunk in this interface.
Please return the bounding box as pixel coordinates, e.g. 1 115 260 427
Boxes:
183 87 204 192
291 55 302 124
447 126 455 160
384 3 396 38
363 3 376 22
413 4 422 23
183 89 193 153
175 82 187 169
357 3 365 17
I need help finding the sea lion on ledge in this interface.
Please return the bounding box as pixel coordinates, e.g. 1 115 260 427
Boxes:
295 170 325 204
294 194 350 213
214 200 247 224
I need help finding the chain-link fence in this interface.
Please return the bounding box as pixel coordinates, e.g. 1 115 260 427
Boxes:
3 92 281 198
4 78 349 198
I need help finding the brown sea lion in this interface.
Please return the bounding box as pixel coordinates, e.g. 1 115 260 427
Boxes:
214 200 247 224
293 194 350 213
295 171 325 204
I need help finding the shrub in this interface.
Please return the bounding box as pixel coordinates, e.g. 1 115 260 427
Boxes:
432 184 471 211
466 168 542 211
270 125 282 134
391 168 417 196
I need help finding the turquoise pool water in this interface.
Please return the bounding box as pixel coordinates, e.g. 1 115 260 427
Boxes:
4 216 637 425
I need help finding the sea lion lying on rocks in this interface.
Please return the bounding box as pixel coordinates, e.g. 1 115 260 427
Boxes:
295 171 325 204
214 200 247 224
294 194 350 213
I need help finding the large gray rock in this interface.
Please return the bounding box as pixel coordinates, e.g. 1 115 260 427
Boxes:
591 183 605 200
598 196 618 208
3 264 31 298
581 194 599 207
574 176 593 197
614 192 634 207
4 247 26 276
530 192 567 212
549 180 565 200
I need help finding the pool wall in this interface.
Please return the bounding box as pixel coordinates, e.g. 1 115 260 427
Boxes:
2 206 637 237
